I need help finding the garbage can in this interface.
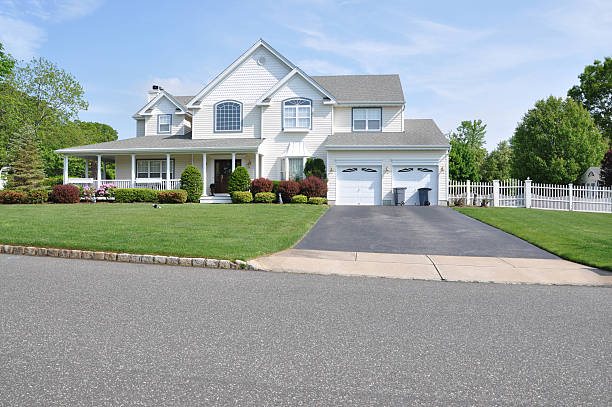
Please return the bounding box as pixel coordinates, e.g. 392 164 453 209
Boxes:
393 187 407 206
418 188 432 206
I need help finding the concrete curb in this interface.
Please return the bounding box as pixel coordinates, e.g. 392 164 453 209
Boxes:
0 244 261 271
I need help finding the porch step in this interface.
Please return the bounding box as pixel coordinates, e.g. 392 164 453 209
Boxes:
199 193 232 204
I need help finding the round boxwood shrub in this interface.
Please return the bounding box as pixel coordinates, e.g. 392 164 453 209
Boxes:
254 192 275 203
180 165 203 203
51 184 80 203
278 180 300 203
291 194 308 204
304 157 326 179
307 196 328 205
228 166 251 194
299 176 327 198
250 177 273 194
231 191 253 203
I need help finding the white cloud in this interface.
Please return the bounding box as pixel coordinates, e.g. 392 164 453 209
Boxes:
0 15 46 59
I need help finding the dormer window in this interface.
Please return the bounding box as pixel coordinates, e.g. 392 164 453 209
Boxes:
283 98 311 129
353 108 381 132
158 114 172 133
215 100 242 132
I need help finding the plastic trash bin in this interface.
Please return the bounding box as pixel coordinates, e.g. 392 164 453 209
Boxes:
393 187 407 206
418 188 432 206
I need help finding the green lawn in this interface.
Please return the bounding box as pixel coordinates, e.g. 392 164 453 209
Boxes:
454 207 612 271
0 203 327 261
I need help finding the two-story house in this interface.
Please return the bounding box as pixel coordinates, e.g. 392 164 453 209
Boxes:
57 39 450 205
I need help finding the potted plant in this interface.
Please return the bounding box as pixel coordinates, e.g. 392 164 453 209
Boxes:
209 183 215 196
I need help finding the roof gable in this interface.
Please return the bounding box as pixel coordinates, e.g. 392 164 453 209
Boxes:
257 68 337 105
134 89 191 118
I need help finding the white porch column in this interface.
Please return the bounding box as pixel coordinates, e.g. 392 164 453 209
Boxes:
131 154 136 188
255 153 260 179
166 154 171 190
202 153 207 196
84 159 88 178
97 155 102 188
284 157 289 181
231 152 236 172
63 156 69 184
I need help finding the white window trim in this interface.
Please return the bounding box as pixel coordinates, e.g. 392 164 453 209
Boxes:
214 100 243 133
283 98 312 130
352 107 382 132
158 114 172 134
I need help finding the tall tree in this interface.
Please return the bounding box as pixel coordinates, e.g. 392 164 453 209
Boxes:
0 43 15 81
448 120 488 181
481 140 512 181
568 57 612 145
601 149 612 187
511 96 607 184
6 126 45 191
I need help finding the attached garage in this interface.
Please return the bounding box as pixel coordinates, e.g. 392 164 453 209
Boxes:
336 165 382 205
392 165 438 205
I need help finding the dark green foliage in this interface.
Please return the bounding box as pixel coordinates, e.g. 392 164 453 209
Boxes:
228 166 251 194
6 126 45 191
481 141 512 181
180 165 203 203
42 175 63 188
291 194 308 204
511 96 607 183
448 120 487 181
50 184 79 203
114 188 159 203
568 57 612 145
0 43 15 81
0 190 28 204
231 191 253 203
272 181 281 202
254 192 275 203
158 190 187 204
307 197 328 205
250 177 273 194
304 158 326 179
27 189 48 203
601 149 612 187
278 180 300 203
299 176 327 198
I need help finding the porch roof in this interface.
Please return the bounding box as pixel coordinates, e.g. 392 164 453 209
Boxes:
55 135 263 155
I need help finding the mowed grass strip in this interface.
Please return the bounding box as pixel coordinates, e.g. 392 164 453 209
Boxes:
0 203 327 261
454 207 612 271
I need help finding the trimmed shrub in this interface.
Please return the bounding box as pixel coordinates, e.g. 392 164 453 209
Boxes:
278 180 300 203
41 175 63 188
250 177 273 194
180 165 203 203
291 194 308 204
158 189 187 204
51 184 80 203
231 191 253 203
0 190 28 204
228 166 251 194
254 192 275 203
304 157 326 179
27 189 48 204
308 197 328 205
299 176 328 198
114 188 159 203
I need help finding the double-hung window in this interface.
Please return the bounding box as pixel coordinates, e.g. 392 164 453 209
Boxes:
136 159 175 179
288 158 304 181
283 98 311 129
215 101 242 132
352 108 381 131
158 114 172 133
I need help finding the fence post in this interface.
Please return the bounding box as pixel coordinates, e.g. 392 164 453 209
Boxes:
525 178 532 208
569 183 573 211
466 180 471 205
493 180 499 207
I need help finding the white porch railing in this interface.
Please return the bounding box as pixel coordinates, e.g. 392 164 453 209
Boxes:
449 179 612 214
68 178 181 190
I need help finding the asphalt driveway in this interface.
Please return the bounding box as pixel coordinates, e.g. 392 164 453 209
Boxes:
296 206 557 258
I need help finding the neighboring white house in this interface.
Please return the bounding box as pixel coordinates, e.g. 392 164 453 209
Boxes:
57 39 450 205
578 167 602 187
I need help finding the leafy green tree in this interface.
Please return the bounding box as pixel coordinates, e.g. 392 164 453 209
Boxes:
511 96 607 183
601 149 612 187
568 57 612 145
448 120 487 181
6 126 45 191
180 165 203 202
0 43 15 81
304 157 326 179
481 141 512 181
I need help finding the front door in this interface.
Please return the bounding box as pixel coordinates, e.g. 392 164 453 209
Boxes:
214 159 241 193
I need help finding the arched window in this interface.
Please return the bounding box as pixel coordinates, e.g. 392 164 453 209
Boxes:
215 101 242 132
283 98 311 129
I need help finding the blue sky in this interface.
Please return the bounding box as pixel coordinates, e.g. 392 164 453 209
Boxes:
0 0 610 150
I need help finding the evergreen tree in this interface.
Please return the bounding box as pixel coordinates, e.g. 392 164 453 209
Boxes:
6 126 45 191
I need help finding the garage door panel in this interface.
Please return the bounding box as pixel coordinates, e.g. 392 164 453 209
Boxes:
393 166 438 205
337 166 382 205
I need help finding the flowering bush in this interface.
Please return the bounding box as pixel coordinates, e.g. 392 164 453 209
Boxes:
96 183 116 199
81 186 96 202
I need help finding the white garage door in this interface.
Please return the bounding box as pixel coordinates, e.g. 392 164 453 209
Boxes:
337 166 382 205
392 166 438 205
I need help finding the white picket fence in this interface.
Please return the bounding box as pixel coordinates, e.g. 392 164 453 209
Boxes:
449 179 612 214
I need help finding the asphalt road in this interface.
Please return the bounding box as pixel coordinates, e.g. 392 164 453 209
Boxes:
1 255 610 406
296 206 557 258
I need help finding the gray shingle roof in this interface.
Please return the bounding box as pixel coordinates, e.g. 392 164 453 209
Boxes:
325 119 449 148
56 135 262 154
311 74 404 104
172 95 194 108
